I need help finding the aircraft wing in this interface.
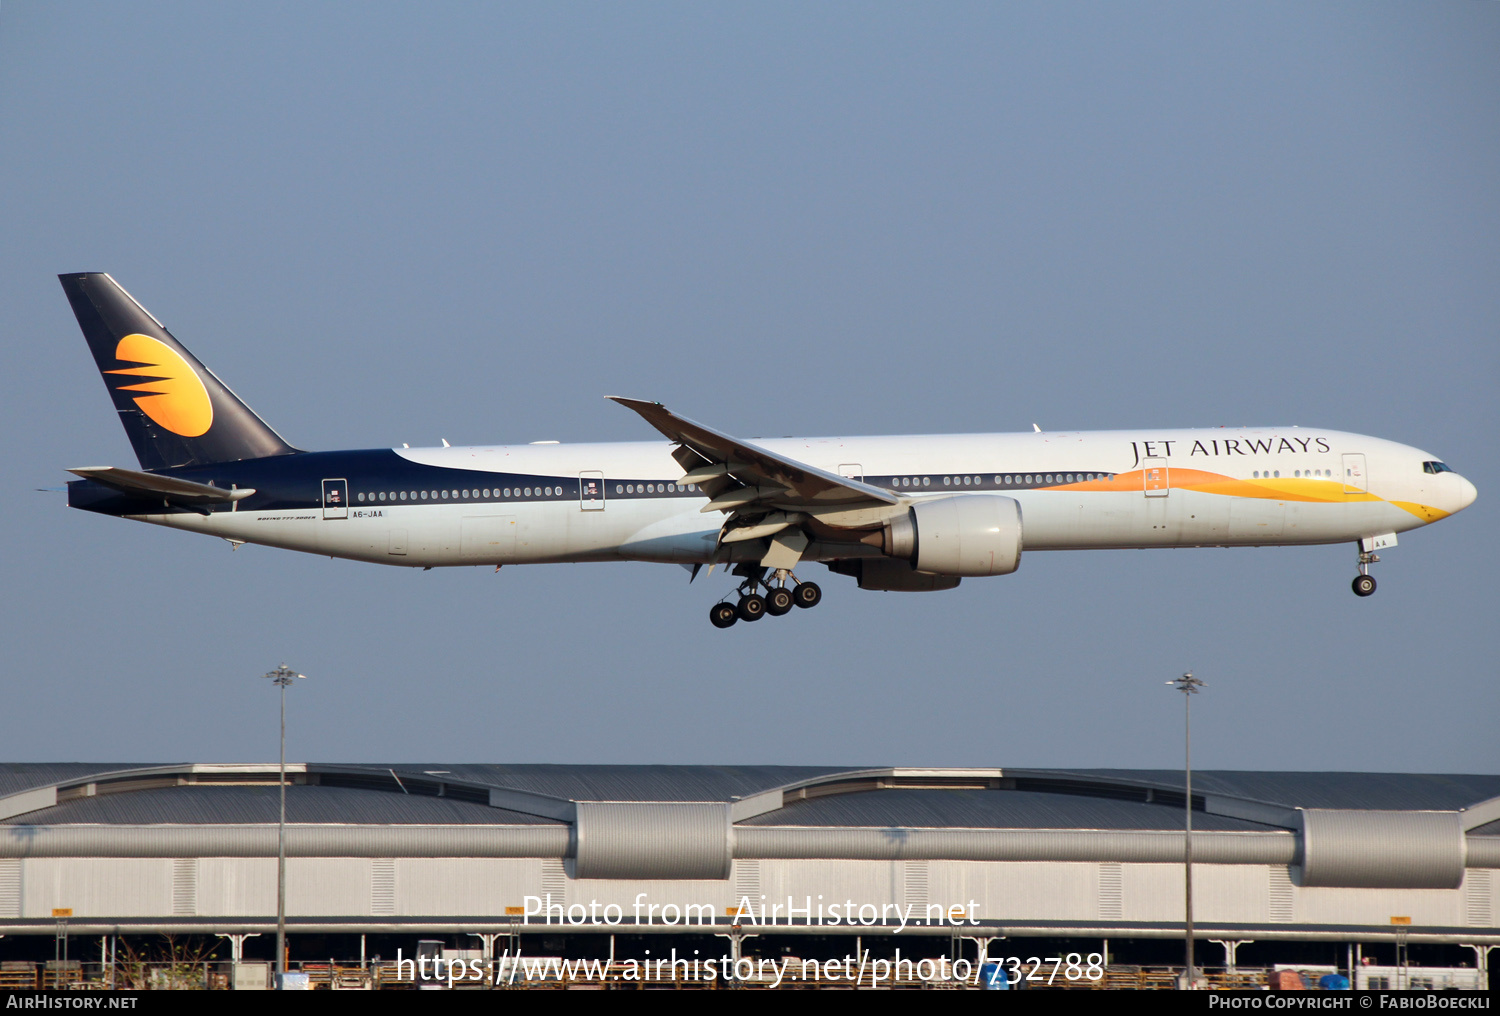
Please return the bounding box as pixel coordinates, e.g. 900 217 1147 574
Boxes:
608 398 899 514
67 465 255 506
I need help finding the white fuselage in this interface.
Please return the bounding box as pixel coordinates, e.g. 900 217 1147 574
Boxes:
127 426 1476 572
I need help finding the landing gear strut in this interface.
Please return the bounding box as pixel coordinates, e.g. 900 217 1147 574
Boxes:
1352 543 1379 597
708 566 823 628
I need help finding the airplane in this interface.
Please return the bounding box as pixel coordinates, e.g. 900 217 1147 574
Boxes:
59 273 1478 628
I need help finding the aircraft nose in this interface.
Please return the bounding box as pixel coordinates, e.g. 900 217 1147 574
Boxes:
1452 474 1478 513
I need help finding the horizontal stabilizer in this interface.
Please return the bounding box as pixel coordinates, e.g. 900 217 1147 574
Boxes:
68 466 255 504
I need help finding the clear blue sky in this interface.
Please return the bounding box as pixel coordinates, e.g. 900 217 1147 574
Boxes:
2 3 1496 771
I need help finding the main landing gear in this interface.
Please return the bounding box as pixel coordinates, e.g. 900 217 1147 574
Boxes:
1352 543 1379 597
709 566 821 629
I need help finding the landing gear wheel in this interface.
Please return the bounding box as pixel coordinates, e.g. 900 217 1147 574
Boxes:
1352 574 1376 597
710 602 739 628
737 594 767 622
766 587 795 616
793 582 822 609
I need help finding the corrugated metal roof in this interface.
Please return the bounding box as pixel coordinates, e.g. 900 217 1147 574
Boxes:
3 765 1496 828
0 764 172 799
741 789 1282 831
2 785 557 827
1028 770 1500 811
361 763 856 802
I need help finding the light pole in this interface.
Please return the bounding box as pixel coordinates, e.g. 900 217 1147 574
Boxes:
263 663 307 986
1167 671 1205 989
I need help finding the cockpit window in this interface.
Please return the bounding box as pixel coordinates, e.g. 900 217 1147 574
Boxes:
1422 461 1454 474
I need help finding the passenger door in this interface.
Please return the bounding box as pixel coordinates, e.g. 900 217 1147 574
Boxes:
1342 453 1368 494
321 478 348 519
1142 457 1169 497
579 471 605 511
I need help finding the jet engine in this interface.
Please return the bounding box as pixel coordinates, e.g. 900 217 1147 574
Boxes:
882 494 1023 576
828 558 962 591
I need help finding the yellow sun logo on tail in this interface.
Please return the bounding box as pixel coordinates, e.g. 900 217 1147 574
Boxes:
105 333 214 437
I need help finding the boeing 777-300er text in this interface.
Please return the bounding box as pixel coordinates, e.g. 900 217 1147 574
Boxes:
60 274 1477 628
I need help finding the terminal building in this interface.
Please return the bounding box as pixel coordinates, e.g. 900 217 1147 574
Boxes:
1 763 1496 978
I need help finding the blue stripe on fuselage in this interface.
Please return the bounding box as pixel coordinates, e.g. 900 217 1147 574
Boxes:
66 448 1122 517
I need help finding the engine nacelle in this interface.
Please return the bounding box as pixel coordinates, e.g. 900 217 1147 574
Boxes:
828 558 962 591
884 495 1023 577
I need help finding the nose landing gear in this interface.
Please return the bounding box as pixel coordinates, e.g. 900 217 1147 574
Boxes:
1352 538 1384 597
708 566 823 628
